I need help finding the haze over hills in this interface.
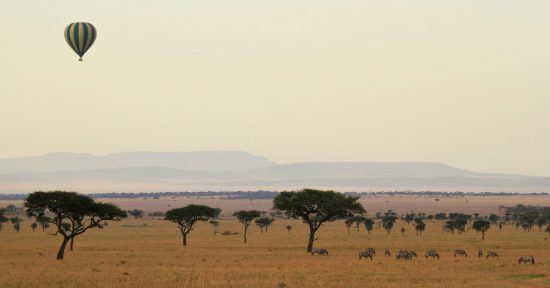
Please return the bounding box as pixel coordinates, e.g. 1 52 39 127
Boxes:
0 151 549 193
0 151 275 174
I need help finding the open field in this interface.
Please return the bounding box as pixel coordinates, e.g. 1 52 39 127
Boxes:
1 214 549 288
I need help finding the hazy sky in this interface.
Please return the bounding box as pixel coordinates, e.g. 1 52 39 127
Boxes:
1 1 549 176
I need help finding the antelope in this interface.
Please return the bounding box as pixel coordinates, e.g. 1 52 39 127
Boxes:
454 249 468 257
311 248 329 256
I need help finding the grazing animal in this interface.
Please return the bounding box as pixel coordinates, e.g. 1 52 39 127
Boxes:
408 250 418 258
454 249 468 257
478 250 483 257
311 248 329 256
384 249 391 257
486 251 499 259
425 249 440 259
518 256 535 264
365 247 376 256
359 250 374 260
396 250 413 260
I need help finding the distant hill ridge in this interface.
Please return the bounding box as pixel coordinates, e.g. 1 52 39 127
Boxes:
0 151 276 174
0 151 549 193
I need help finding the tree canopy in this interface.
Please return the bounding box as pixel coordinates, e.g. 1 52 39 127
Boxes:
165 204 220 246
233 210 261 243
273 188 365 252
472 220 491 240
255 217 275 233
24 191 126 260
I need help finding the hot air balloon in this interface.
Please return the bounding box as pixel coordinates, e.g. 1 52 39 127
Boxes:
64 22 97 61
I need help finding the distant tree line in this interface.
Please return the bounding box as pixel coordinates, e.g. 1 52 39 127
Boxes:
1 191 547 201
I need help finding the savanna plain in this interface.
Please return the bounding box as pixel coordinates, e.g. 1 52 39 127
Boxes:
1 195 549 288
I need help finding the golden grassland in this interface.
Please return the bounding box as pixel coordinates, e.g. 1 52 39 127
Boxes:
1 215 549 288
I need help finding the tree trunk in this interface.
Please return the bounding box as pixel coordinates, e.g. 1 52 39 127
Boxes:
57 237 70 260
307 225 315 252
70 237 75 251
481 231 485 240
243 226 248 243
182 233 187 246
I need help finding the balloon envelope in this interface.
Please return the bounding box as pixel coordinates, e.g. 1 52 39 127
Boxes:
64 22 97 61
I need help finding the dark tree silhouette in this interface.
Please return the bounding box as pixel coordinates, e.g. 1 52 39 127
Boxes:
209 220 220 234
535 217 547 231
382 210 398 234
344 218 353 234
25 191 127 260
0 209 8 231
273 189 365 252
255 217 275 233
10 216 23 232
403 213 415 225
286 225 292 234
434 213 447 220
414 218 426 236
30 222 38 231
473 220 491 240
233 210 261 243
127 209 145 219
164 204 220 246
37 215 50 232
488 214 499 223
363 218 374 235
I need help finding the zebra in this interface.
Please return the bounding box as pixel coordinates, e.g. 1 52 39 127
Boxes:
408 250 418 258
478 250 483 257
359 250 374 260
311 248 329 256
486 251 499 259
425 249 440 259
454 249 468 257
384 249 391 257
396 250 413 260
365 247 376 256
518 256 535 264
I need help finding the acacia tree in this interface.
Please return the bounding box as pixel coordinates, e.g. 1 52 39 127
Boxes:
37 215 50 232
233 210 261 243
403 213 416 225
273 189 365 252
0 209 8 231
286 225 292 234
164 204 220 246
127 209 145 219
346 215 366 233
382 210 398 234
535 217 547 231
10 216 23 232
255 217 275 233
414 218 426 236
363 218 374 235
25 191 127 260
472 220 490 240
209 220 220 234
344 218 353 234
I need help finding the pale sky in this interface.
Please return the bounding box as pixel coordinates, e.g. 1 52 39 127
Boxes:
1 1 549 176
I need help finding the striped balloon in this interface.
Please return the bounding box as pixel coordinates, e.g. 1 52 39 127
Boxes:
64 22 97 61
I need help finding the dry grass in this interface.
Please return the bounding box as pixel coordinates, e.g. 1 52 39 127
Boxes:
1 213 549 288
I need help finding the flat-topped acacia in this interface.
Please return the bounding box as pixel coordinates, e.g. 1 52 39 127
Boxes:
164 204 220 246
273 188 365 252
24 191 126 260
